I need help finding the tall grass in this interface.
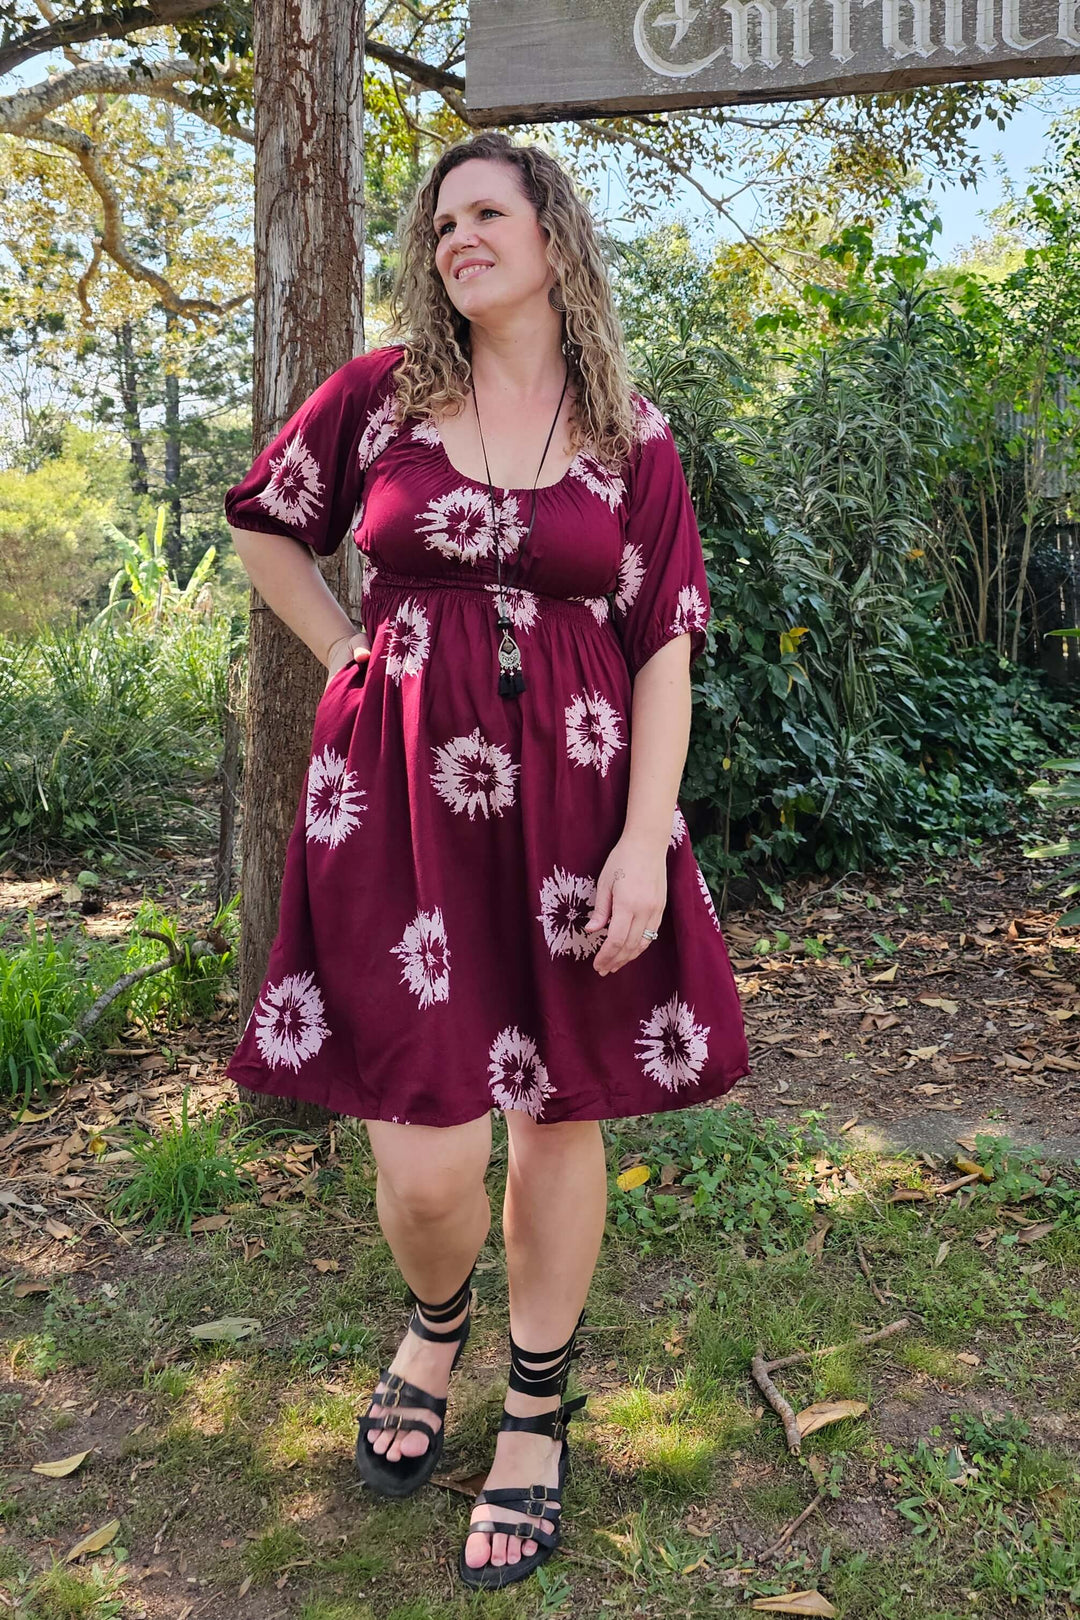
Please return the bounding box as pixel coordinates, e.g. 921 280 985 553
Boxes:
0 613 237 870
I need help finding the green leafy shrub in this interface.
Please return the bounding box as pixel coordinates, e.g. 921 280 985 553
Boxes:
607 1102 833 1252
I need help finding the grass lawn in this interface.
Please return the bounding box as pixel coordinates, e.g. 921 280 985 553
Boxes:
3 1098 1080 1620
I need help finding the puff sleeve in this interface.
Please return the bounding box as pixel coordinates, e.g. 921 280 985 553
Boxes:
611 399 711 681
223 345 402 557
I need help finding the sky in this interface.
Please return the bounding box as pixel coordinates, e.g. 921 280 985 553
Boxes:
594 79 1079 264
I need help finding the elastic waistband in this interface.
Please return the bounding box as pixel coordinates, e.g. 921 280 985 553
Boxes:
367 567 611 623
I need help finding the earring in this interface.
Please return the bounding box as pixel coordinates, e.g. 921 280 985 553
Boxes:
548 284 567 313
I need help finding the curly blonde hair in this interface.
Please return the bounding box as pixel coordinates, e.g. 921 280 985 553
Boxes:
386 132 636 466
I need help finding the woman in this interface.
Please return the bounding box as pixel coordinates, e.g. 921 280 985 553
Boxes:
223 131 750 1590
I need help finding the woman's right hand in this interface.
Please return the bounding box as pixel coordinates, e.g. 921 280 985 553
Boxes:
325 629 372 687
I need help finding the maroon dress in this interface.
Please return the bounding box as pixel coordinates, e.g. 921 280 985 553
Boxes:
223 345 750 1127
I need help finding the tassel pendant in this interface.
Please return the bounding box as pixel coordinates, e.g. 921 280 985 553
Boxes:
496 617 526 699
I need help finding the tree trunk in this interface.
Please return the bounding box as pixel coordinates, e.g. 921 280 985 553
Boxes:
163 309 182 574
163 105 183 574
237 0 366 1130
115 321 149 496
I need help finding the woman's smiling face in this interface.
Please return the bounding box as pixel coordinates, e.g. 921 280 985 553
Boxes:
433 158 554 322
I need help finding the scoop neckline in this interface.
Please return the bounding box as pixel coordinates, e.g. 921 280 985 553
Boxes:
428 420 581 497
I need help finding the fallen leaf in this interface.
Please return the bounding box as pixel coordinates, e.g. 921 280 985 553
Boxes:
188 1214 231 1233
908 1046 941 1061
956 1352 981 1366
189 1316 262 1342
65 1519 121 1561
935 1173 982 1196
1017 1221 1055 1245
795 1400 868 1438
752 1593 836 1616
954 1157 993 1184
312 1258 340 1273
14 1107 58 1123
431 1470 488 1497
888 1188 927 1203
659 1162 680 1186
44 1219 77 1241
237 1575 253 1598
32 1448 95 1477
14 1280 52 1297
916 997 959 1014
616 1165 651 1192
870 965 898 983
804 1221 832 1259
934 1242 950 1267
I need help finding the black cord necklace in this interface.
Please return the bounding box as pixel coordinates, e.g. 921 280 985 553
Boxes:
472 363 570 698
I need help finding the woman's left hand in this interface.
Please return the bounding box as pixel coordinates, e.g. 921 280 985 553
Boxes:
584 834 667 975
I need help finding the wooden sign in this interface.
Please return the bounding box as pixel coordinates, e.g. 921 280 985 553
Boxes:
465 0 1080 122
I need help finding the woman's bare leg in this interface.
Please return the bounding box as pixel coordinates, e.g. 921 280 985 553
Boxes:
364 1113 492 1463
463 1114 607 1571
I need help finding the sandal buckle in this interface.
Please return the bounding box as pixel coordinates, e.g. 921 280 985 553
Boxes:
380 1384 402 1408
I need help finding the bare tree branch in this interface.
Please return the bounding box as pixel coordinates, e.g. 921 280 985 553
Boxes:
0 55 251 144
574 117 801 288
31 0 91 69
24 114 253 319
363 37 464 97
0 0 220 79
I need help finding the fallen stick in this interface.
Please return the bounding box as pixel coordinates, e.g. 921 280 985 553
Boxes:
751 1350 803 1454
855 1240 888 1306
52 929 230 1067
762 1319 909 1374
762 1488 828 1561
752 1319 910 1454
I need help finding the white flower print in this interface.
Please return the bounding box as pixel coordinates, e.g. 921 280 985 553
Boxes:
254 969 331 1072
670 806 688 849
390 906 451 1009
410 418 442 447
357 394 397 470
616 541 646 614
536 866 603 960
256 432 325 528
671 585 708 637
568 451 625 511
695 862 723 932
431 726 520 819
488 1026 554 1119
306 745 366 848
634 395 669 444
361 556 379 599
485 583 540 632
569 595 610 626
385 598 431 683
635 993 710 1092
417 485 525 566
565 688 626 778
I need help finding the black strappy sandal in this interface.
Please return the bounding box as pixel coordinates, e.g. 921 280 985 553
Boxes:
354 1266 475 1498
458 1309 588 1589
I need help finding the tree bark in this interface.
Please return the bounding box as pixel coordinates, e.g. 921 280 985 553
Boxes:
163 309 182 573
114 321 149 496
238 0 366 1129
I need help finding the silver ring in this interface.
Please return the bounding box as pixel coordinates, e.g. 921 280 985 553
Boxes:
642 928 659 942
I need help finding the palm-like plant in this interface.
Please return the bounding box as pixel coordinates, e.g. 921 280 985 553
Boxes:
93 504 217 628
